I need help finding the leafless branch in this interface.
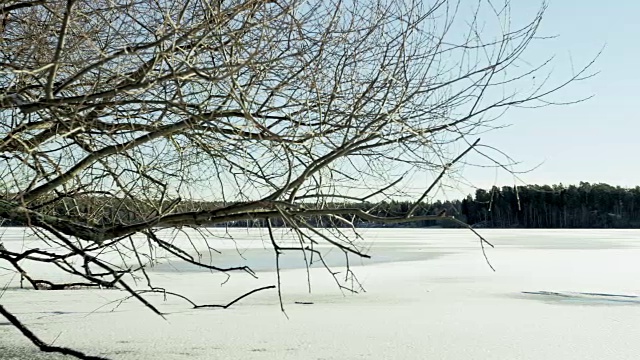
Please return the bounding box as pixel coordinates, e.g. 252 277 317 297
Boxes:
0 0 594 354
0 305 110 360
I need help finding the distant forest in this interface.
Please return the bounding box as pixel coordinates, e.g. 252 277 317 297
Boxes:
416 182 640 229
3 182 640 229
304 182 640 229
270 182 640 229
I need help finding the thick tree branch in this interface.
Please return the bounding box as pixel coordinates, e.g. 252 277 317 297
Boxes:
0 305 110 360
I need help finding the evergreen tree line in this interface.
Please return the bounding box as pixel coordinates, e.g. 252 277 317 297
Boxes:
3 182 640 229
246 182 640 229
461 182 640 228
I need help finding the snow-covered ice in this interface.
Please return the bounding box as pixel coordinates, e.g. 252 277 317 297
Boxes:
1 228 640 359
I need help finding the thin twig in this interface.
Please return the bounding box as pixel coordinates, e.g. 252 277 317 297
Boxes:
407 138 481 217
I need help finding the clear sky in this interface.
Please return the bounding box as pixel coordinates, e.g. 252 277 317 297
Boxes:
442 1 640 199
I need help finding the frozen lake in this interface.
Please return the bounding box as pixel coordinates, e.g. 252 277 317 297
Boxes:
2 228 640 359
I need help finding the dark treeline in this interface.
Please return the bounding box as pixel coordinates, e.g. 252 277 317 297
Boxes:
260 182 640 229
3 182 640 229
346 182 640 229
461 182 640 228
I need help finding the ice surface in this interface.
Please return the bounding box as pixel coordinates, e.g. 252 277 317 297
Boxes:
1 228 640 359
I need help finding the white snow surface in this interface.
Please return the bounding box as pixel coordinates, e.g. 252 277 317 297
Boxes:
1 228 640 359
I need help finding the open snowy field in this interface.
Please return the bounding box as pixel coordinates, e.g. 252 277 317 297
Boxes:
2 228 640 359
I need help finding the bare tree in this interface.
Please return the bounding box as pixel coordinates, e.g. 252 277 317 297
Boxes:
0 0 594 358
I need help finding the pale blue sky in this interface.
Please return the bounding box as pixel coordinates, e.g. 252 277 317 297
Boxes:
446 1 639 198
